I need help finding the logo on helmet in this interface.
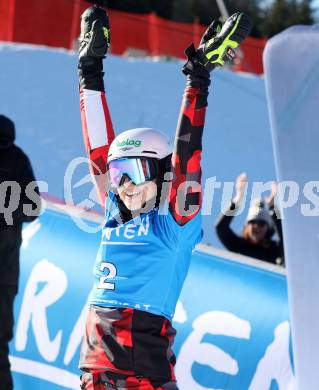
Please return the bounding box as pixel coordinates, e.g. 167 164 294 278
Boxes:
117 139 141 148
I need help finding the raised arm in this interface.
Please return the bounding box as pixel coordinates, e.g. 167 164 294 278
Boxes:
216 172 248 250
169 13 252 225
78 6 114 207
215 202 243 252
169 68 209 225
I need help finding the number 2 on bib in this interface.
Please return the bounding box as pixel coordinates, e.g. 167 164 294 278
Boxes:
98 262 117 290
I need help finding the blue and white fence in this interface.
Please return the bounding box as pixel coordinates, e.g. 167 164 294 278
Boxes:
11 203 294 389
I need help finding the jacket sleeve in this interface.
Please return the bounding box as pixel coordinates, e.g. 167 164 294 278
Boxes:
168 75 209 226
79 70 115 207
215 202 243 252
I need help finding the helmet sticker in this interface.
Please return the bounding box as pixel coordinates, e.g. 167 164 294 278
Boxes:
117 139 142 148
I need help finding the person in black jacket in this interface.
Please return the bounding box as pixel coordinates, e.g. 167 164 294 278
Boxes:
215 172 284 266
0 115 41 390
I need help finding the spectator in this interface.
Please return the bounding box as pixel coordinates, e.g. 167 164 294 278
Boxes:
215 172 284 265
0 115 41 390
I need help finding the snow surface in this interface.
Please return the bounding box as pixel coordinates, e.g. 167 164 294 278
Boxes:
0 43 275 247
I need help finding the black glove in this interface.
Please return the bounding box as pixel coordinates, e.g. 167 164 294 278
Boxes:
78 6 110 74
183 12 252 76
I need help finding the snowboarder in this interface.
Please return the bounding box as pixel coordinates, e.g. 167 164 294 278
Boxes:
77 6 252 389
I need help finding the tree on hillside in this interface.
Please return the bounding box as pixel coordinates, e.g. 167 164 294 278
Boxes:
171 0 220 25
106 0 150 12
262 0 314 37
106 0 174 18
153 0 176 19
105 0 266 38
225 0 265 37
298 0 315 24
104 0 315 38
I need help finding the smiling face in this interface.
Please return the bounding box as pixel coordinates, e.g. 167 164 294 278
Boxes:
117 178 158 211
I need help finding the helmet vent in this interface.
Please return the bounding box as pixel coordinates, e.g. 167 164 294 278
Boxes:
143 150 157 155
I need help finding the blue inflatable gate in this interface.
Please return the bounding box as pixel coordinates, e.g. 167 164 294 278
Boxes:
11 202 294 390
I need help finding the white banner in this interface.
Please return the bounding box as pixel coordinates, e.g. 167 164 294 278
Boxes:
264 25 319 390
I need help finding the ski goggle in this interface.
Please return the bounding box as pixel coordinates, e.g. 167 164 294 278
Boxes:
107 157 158 188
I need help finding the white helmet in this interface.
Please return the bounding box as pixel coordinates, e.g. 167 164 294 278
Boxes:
108 128 171 162
246 198 273 229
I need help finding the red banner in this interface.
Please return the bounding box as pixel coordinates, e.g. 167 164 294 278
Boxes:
0 0 266 74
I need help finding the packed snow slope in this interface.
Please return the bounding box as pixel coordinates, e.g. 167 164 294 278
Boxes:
0 43 275 247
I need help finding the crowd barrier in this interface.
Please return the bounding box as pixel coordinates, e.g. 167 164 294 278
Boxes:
10 201 294 389
0 0 266 74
